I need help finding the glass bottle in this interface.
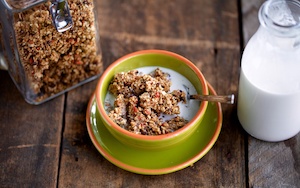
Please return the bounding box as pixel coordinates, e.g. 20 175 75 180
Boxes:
238 0 300 142
0 0 103 104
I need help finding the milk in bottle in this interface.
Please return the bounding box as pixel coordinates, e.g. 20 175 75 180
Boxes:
237 0 300 142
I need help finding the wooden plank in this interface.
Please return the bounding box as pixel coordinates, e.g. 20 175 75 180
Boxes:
57 79 102 187
242 0 300 187
58 0 245 187
248 137 300 187
0 70 64 187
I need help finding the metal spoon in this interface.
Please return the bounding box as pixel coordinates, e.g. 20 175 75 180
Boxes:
183 85 235 104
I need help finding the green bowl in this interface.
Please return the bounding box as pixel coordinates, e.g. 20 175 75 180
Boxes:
95 50 209 150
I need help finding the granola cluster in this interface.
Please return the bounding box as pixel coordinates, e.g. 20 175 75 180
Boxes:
107 68 188 135
13 0 102 102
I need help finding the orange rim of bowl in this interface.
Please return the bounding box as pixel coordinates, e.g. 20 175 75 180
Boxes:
95 49 209 141
86 83 222 175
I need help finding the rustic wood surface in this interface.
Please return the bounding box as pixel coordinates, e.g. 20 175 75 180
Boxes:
0 0 299 187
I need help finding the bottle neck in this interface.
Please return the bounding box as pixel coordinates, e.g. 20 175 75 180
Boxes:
259 0 300 38
258 0 300 49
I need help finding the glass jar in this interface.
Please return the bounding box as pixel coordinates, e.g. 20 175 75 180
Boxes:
0 0 103 104
237 0 300 142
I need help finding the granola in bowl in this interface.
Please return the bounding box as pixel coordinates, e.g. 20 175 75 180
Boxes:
95 50 209 150
105 67 200 135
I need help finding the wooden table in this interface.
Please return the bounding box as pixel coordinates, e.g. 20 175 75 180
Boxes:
1 0 299 187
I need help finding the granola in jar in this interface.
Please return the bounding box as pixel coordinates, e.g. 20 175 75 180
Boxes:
13 0 102 103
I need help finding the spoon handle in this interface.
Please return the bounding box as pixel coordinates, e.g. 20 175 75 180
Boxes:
190 94 235 104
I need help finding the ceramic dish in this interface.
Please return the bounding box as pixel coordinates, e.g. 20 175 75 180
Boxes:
86 83 222 175
95 50 209 150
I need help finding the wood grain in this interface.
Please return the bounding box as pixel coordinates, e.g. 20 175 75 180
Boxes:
0 71 64 187
248 137 300 187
